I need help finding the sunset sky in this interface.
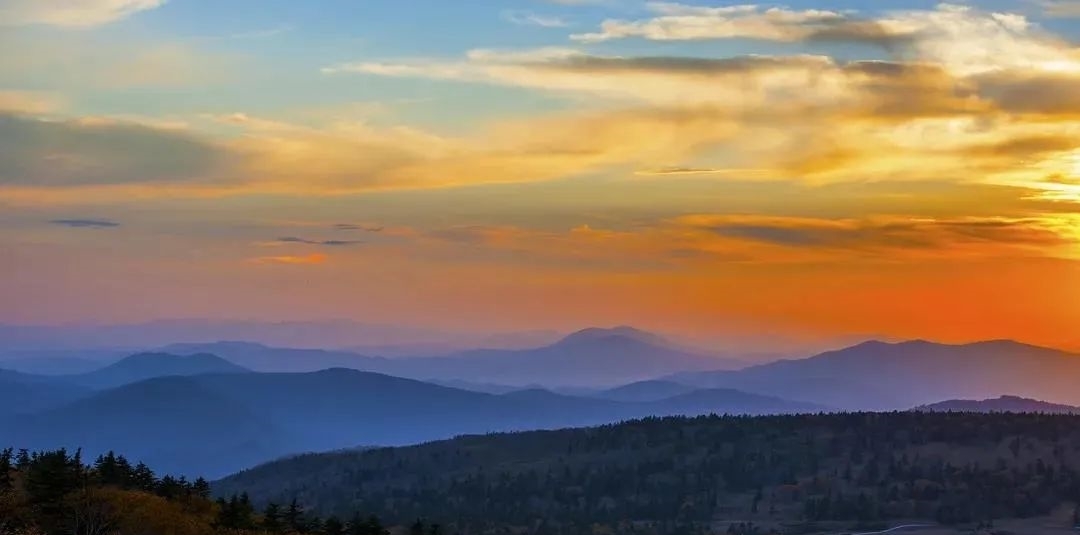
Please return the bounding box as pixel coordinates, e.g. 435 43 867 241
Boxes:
3 0 1080 350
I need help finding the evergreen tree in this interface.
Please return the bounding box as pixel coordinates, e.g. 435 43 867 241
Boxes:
131 462 155 491
324 516 346 535
363 515 388 535
23 449 83 534
192 477 211 499
263 502 283 532
15 449 30 469
0 448 13 491
285 498 305 532
346 512 365 535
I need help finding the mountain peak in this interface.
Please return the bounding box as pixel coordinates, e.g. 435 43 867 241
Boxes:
115 352 246 369
72 351 250 389
556 326 669 348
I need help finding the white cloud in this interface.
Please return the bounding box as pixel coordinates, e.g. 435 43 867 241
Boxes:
874 3 1080 76
568 2 1080 77
502 10 570 28
1034 1 1080 18
323 50 848 107
0 0 164 27
570 2 851 43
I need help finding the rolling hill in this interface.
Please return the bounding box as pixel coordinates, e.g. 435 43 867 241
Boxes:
0 368 91 416
0 352 116 375
9 376 292 478
1 368 817 477
914 395 1080 414
159 341 391 373
595 379 699 402
68 351 251 389
669 339 1080 410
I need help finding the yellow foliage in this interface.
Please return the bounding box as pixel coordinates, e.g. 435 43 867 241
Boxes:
67 487 218 535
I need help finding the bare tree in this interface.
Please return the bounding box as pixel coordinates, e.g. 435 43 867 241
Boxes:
66 488 117 535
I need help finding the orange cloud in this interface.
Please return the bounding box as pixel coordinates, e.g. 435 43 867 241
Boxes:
0 91 65 114
407 214 1080 273
253 253 328 265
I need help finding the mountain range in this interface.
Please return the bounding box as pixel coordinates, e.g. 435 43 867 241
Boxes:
6 330 1080 478
669 339 1080 410
161 326 744 387
0 365 821 478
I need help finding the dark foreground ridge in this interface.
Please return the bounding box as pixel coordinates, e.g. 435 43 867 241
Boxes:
217 412 1080 534
0 448 400 535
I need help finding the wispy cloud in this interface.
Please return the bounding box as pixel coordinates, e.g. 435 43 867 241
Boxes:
276 236 364 247
49 218 119 228
634 167 770 177
0 113 233 187
0 0 165 27
568 3 1076 76
502 10 570 28
1033 1 1080 18
334 224 384 232
224 24 293 40
691 215 1073 253
253 253 328 265
0 91 66 114
569 2 880 44
417 214 1080 267
6 3 1080 210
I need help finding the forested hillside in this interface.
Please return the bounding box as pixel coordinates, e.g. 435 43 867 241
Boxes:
0 448 400 535
217 412 1080 534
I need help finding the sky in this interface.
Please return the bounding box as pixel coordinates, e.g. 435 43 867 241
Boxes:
2 0 1080 350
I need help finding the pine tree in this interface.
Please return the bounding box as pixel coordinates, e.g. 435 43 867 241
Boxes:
192 477 211 498
132 462 155 491
263 502 283 532
15 449 30 469
346 512 365 535
363 515 388 535
285 498 305 532
0 448 12 491
324 516 346 535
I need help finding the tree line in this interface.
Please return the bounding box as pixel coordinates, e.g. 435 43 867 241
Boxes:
216 412 1080 534
0 448 415 535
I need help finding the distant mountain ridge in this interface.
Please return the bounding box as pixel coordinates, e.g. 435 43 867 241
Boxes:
915 395 1080 414
2 367 820 478
12 375 293 477
594 380 699 402
159 341 387 374
0 369 91 416
69 352 250 389
162 327 744 387
553 326 672 348
669 339 1080 410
